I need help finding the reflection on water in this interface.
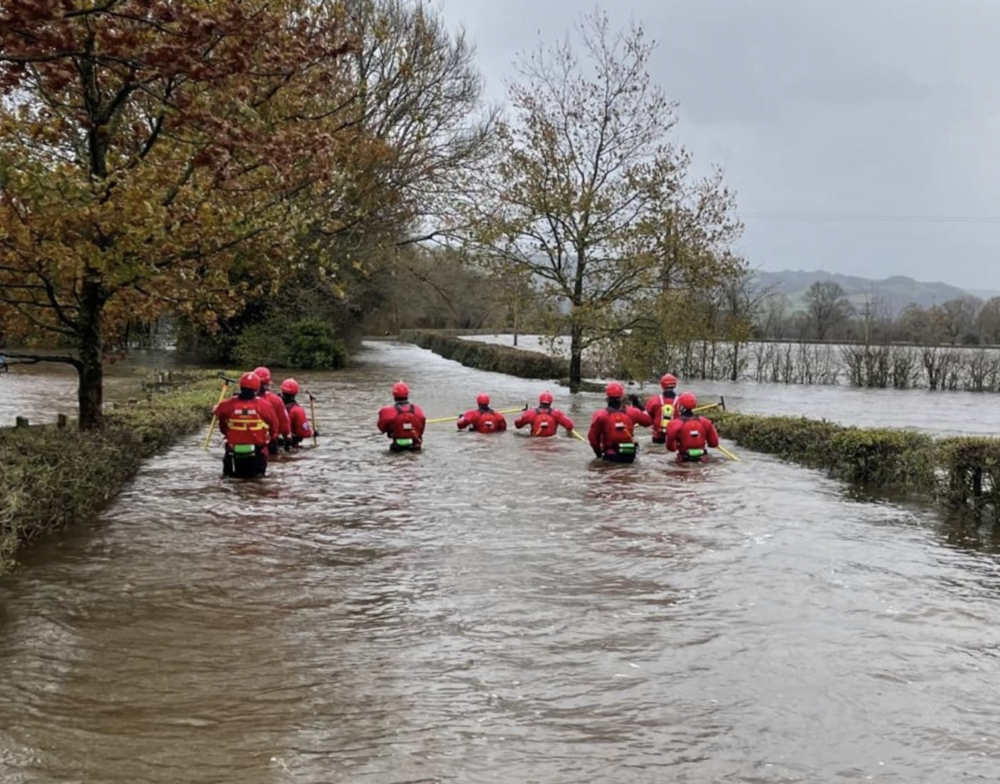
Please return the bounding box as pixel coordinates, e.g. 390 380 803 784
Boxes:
1 342 999 783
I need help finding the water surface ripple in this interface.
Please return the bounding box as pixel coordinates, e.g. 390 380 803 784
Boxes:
1 342 999 783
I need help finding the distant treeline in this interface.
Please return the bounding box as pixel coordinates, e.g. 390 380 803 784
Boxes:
758 280 1000 346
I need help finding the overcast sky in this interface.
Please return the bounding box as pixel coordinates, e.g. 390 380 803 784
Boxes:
438 0 1000 292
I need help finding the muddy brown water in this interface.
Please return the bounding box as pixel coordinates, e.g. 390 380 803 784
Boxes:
1 342 999 783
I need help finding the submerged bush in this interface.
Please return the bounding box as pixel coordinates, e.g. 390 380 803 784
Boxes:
713 413 841 468
828 429 935 486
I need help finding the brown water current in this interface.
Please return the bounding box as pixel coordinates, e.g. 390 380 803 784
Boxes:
1 342 1000 783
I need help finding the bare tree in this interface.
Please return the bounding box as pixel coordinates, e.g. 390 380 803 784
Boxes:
977 296 1000 345
804 281 853 340
938 296 982 345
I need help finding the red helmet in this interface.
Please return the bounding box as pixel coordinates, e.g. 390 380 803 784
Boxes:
239 372 261 391
253 366 272 385
660 373 677 389
605 381 625 398
538 391 554 405
677 392 697 412
477 393 490 406
280 378 299 396
392 381 409 399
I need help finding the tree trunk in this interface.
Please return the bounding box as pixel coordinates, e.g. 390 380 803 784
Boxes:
730 341 740 382
78 275 105 430
569 321 583 391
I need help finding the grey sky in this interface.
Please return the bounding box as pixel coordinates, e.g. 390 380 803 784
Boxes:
439 0 1000 291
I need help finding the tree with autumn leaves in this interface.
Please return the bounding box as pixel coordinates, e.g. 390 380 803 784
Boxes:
0 0 375 428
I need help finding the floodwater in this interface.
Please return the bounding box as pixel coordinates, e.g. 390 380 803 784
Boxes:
1 341 999 784
0 354 171 426
462 333 1000 437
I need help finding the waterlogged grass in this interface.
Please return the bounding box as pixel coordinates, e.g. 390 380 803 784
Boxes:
0 375 223 574
715 410 1000 517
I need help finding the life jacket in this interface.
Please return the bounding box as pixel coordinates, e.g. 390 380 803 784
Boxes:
677 415 708 459
659 393 676 431
225 400 271 453
531 406 558 436
604 406 636 455
391 402 421 447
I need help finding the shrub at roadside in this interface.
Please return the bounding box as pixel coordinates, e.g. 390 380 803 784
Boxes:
937 437 1000 515
0 377 220 574
232 319 348 371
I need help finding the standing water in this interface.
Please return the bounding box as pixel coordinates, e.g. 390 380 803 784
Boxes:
1 342 999 783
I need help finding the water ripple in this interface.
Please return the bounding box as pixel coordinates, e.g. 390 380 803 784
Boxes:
1 342 1000 783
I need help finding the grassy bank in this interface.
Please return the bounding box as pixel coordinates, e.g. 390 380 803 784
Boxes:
0 375 222 575
713 410 1000 517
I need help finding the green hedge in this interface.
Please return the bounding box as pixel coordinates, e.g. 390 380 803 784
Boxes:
0 376 221 574
713 410 1000 517
937 437 1000 513
405 331 569 380
234 318 348 370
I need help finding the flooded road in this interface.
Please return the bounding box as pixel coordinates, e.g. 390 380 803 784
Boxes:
1 342 1000 783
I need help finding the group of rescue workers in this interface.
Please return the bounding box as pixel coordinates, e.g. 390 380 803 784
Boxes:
376 374 720 465
213 369 719 479
212 367 314 478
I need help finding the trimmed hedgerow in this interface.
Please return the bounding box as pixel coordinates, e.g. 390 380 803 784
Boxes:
713 410 1000 517
404 331 570 380
937 437 1000 517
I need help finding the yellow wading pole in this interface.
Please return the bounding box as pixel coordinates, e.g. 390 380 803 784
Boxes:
203 378 230 451
309 392 318 447
571 429 587 443
717 445 741 461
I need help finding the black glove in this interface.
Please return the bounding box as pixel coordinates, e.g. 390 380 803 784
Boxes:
628 394 641 408
284 439 292 452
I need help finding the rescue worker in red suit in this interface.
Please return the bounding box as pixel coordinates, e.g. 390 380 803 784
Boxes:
214 372 281 478
279 378 313 448
588 382 653 463
666 392 720 463
457 393 507 434
645 373 679 445
515 391 575 437
253 366 292 454
377 381 427 452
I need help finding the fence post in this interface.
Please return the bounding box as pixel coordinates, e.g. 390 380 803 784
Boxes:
15 416 28 428
57 414 68 429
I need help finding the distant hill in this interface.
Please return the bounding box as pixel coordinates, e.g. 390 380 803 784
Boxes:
753 269 983 316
